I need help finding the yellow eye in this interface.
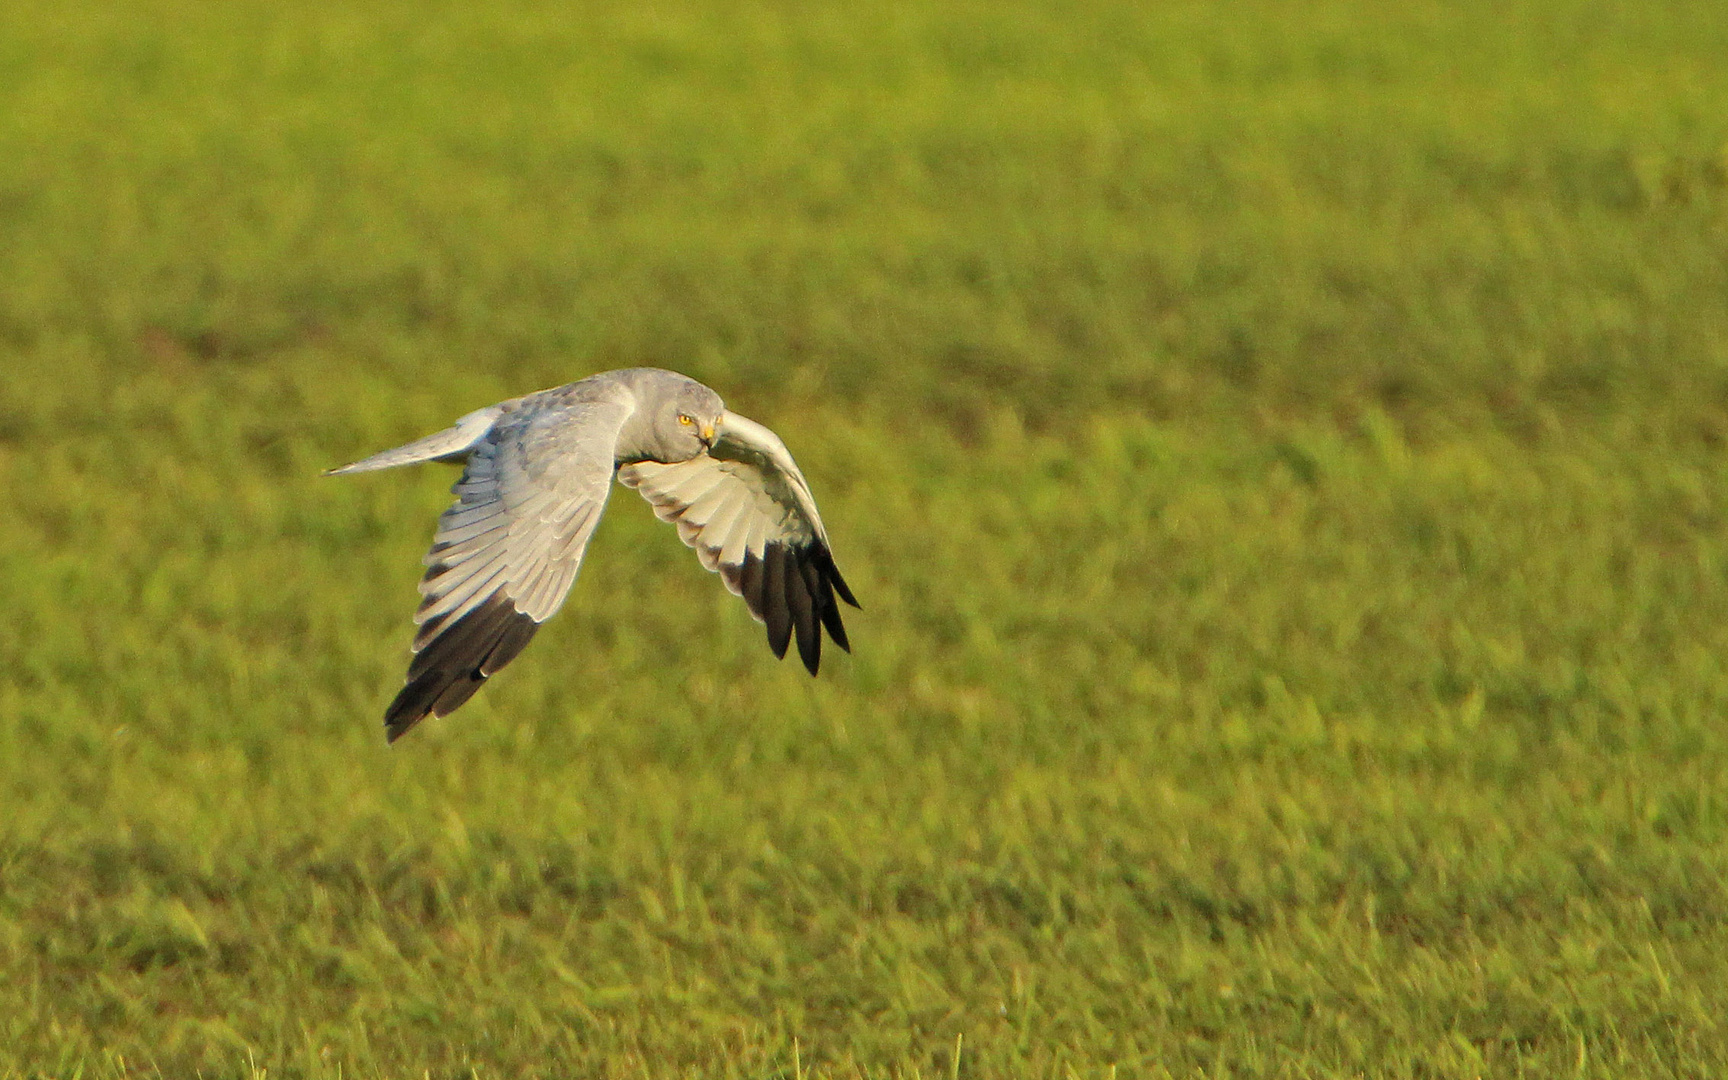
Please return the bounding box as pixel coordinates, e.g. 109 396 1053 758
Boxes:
677 414 694 426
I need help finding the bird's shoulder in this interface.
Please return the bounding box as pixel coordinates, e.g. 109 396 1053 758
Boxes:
510 371 636 414
479 382 637 484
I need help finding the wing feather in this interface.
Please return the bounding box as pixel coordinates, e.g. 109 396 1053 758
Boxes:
431 515 511 550
763 544 793 658
683 482 733 524
379 393 633 740
786 548 818 671
699 492 750 561
617 410 857 674
736 550 765 615
717 498 753 568
659 466 724 505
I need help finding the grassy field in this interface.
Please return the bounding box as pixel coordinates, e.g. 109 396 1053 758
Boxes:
3 0 1728 1075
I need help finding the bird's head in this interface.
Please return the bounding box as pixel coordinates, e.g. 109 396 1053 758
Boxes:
652 381 725 461
610 368 727 464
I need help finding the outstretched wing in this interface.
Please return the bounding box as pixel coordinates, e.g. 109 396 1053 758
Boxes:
617 410 858 674
384 396 632 741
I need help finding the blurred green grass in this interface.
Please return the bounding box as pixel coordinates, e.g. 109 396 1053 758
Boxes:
3 0 1728 1076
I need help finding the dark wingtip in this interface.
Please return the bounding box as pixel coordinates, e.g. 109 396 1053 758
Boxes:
825 557 860 610
807 546 853 654
382 592 539 742
819 596 850 654
732 542 856 672
383 690 433 743
787 551 821 675
763 545 793 659
383 672 447 743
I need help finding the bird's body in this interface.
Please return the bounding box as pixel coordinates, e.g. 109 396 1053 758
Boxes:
328 368 857 742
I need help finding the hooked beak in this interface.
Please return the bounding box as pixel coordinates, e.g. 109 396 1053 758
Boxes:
700 421 715 446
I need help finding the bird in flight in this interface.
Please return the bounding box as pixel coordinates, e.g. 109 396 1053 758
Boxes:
327 368 858 742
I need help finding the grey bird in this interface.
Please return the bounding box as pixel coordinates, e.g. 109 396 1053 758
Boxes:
327 368 858 742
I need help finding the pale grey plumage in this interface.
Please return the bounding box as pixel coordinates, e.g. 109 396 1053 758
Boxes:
618 411 856 671
326 368 857 742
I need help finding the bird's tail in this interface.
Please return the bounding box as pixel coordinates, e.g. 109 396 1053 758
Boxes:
323 404 504 476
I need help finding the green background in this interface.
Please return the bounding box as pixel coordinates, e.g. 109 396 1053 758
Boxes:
3 0 1728 1075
